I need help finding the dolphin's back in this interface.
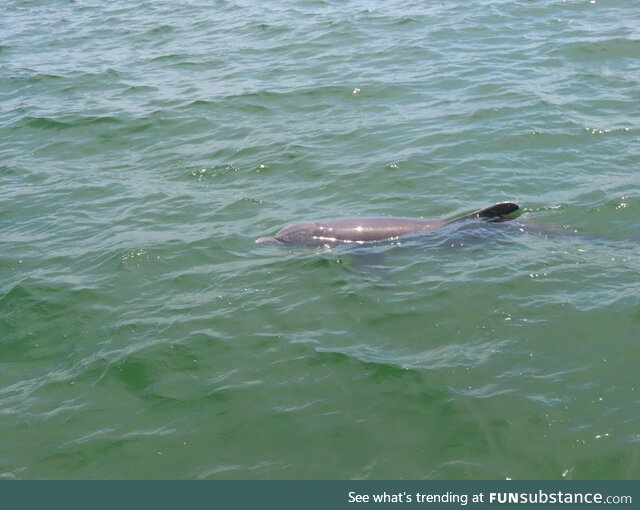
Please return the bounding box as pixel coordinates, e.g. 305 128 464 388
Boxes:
256 202 520 246
273 217 443 245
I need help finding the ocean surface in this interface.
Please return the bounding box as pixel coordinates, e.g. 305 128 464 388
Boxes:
1 0 639 479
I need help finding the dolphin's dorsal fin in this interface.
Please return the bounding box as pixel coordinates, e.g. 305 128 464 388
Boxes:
447 202 520 224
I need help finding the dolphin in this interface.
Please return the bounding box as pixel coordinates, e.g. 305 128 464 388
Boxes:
256 201 520 247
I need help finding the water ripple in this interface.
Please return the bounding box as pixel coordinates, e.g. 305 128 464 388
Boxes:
2 0 640 479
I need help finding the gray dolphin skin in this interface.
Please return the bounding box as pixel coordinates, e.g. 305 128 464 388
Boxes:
256 202 520 247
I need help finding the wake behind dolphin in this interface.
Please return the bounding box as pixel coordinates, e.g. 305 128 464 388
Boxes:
256 202 520 247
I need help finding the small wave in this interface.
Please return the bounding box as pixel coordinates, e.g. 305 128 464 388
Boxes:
555 38 640 61
220 84 354 104
584 126 634 136
6 71 66 87
314 336 511 373
121 84 158 94
146 24 174 36
17 115 122 131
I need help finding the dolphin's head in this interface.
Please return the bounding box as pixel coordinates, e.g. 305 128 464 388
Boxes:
255 236 284 245
256 221 323 245
271 221 323 245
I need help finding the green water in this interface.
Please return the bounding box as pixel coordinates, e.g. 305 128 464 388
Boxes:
2 0 640 479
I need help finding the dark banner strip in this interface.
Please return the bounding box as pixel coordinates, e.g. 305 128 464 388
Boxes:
1 480 638 510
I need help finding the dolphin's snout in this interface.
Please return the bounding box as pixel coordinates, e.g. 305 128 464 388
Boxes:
255 236 282 245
